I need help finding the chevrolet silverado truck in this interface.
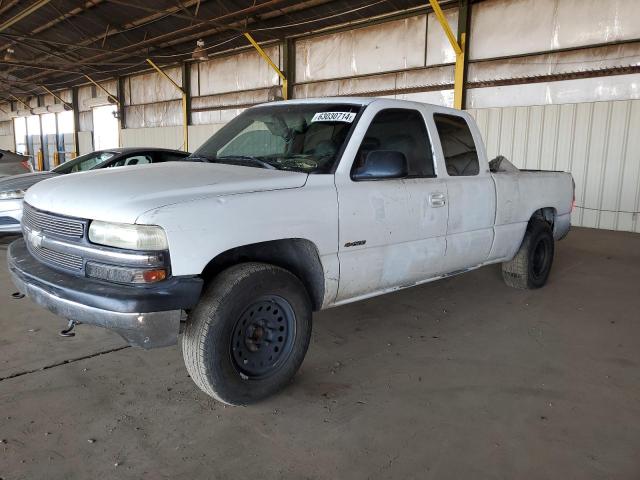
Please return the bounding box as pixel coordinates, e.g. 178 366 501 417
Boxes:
8 98 573 405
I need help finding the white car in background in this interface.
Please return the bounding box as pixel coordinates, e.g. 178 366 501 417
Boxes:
0 147 189 233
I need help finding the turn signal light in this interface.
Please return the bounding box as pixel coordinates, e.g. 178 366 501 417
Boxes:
85 262 168 284
143 269 167 283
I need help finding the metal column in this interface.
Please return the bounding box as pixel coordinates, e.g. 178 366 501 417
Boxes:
146 59 189 151
428 0 467 109
244 32 288 100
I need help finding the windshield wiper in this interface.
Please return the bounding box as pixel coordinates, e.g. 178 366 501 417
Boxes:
216 155 276 170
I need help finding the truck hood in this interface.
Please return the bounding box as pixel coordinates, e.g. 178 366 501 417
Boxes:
25 162 308 224
0 171 58 192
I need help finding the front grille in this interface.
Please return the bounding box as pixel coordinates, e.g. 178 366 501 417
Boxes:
22 203 84 238
31 244 84 271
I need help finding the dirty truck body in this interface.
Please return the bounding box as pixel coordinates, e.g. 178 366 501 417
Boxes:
8 98 573 404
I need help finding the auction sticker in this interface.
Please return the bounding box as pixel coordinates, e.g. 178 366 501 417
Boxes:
311 112 356 123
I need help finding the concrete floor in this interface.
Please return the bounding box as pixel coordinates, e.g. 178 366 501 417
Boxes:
1 227 639 479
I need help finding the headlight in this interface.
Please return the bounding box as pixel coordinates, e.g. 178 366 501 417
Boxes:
88 220 168 250
0 189 25 200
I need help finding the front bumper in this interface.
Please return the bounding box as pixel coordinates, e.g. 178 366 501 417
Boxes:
0 198 23 233
8 239 203 348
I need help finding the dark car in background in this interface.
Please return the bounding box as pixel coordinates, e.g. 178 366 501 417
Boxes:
0 149 32 178
0 147 189 233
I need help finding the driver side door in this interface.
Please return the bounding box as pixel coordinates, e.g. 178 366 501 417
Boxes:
334 107 448 302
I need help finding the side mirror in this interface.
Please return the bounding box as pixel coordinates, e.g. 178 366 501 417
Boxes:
352 150 408 181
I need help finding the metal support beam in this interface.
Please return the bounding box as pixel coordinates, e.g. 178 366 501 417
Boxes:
146 58 189 151
71 86 80 157
39 85 72 109
10 94 31 110
181 62 192 128
38 113 44 171
428 0 465 109
244 32 287 100
457 0 471 109
0 0 51 33
283 37 295 99
84 75 120 105
117 76 127 130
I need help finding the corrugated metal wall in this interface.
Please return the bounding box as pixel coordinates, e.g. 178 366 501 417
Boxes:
77 131 93 156
0 135 14 151
469 99 640 233
121 126 184 151
119 124 223 151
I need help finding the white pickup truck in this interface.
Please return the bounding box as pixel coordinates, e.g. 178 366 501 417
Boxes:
8 98 573 405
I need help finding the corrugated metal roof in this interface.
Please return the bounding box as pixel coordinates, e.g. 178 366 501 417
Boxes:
0 0 452 99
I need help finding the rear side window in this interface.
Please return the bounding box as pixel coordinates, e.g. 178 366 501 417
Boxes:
433 114 479 176
354 109 435 177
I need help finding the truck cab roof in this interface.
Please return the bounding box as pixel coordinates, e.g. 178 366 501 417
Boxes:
255 97 466 117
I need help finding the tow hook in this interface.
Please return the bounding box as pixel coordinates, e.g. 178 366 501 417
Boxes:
11 291 24 299
59 319 79 337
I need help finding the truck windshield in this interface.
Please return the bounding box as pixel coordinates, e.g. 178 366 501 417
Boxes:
190 103 362 173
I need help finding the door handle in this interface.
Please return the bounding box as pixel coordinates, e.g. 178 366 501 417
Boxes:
429 192 447 207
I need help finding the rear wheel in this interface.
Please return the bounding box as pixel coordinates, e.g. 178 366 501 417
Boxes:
182 262 312 405
502 219 555 289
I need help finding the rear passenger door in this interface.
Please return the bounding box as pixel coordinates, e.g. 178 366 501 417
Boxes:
432 113 496 271
335 107 448 301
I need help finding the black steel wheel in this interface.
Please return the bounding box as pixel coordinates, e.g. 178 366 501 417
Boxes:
181 262 312 405
502 219 555 289
531 233 552 283
230 296 296 379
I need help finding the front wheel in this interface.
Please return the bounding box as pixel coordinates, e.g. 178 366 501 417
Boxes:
502 220 555 289
181 262 312 405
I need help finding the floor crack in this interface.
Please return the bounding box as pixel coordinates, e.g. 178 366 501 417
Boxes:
0 345 130 382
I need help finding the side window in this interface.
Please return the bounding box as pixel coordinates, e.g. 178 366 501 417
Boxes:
433 114 479 176
353 109 435 177
107 154 152 168
124 154 151 166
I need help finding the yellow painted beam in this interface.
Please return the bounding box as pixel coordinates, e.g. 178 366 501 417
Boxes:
244 32 288 100
10 94 30 110
84 75 120 105
40 85 72 109
146 59 184 93
428 0 461 55
146 59 189 151
428 0 465 109
453 32 465 110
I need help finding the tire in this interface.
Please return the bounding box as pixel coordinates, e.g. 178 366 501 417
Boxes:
181 262 312 405
502 220 555 289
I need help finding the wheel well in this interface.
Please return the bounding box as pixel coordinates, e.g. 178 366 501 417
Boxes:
201 239 325 311
530 207 556 227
